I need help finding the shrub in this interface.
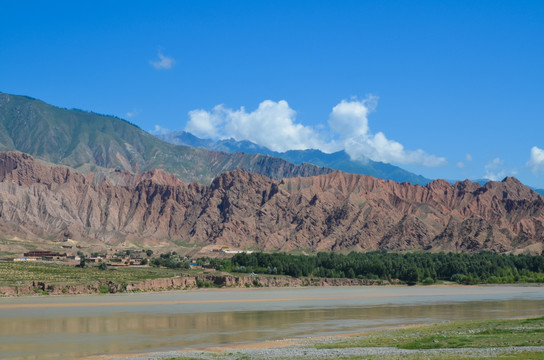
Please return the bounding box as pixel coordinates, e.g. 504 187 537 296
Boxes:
421 277 435 285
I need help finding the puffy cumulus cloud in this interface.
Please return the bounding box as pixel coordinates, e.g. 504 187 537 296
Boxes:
149 125 170 135
185 100 330 152
328 98 372 138
484 157 506 181
329 98 446 167
185 107 224 139
527 146 544 174
184 97 446 167
150 51 175 70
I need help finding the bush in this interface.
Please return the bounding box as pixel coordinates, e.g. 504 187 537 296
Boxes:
196 279 213 288
421 277 435 285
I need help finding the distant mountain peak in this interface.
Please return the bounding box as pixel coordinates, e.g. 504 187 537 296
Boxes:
156 131 433 185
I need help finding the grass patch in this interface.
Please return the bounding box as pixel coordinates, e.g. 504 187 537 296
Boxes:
361 352 544 359
316 316 544 351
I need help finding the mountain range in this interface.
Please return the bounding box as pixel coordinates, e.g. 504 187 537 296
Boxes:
158 132 544 197
157 131 432 185
0 151 542 255
0 91 543 255
0 92 332 184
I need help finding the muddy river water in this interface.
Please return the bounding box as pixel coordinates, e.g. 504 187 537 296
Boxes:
1 285 543 359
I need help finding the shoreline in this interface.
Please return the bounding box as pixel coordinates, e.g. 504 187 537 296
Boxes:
82 320 544 360
78 324 440 360
1 282 542 302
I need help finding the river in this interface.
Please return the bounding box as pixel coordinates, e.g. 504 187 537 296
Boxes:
1 285 543 359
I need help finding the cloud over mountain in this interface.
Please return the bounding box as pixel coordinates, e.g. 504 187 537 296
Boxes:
528 146 544 174
186 100 329 152
329 99 447 167
185 98 446 167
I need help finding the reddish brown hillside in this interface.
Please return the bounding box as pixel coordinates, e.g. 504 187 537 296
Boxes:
0 152 542 253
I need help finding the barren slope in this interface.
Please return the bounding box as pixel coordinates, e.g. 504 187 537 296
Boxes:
0 152 543 253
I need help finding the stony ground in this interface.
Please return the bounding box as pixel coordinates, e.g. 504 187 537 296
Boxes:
95 317 544 360
101 344 544 360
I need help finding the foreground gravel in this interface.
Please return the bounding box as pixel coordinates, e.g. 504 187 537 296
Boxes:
105 344 544 359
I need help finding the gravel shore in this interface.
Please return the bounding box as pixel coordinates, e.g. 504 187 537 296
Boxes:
98 339 544 360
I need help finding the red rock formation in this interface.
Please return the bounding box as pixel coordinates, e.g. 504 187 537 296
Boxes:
0 152 543 253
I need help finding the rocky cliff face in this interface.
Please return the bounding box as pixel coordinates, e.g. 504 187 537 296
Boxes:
0 152 543 253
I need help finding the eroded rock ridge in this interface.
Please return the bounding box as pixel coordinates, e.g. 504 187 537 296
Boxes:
0 152 543 253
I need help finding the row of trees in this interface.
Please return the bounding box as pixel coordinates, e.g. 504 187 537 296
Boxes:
199 251 544 285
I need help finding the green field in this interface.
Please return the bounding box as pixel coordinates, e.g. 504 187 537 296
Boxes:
0 261 185 287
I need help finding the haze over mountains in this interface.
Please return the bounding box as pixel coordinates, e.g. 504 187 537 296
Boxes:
0 152 542 254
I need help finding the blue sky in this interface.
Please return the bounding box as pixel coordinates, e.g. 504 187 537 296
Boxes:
1 1 543 187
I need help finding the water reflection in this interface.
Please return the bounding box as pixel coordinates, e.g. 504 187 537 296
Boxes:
2 296 544 360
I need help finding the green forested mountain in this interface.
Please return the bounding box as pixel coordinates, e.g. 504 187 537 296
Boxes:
0 92 331 183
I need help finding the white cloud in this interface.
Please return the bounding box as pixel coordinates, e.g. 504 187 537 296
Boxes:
527 146 544 174
149 125 170 135
150 51 175 70
186 100 331 152
183 97 446 167
484 157 506 181
457 154 473 169
126 109 139 118
329 98 447 167
186 107 224 139
328 98 371 138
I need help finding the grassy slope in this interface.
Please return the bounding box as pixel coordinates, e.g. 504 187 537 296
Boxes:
0 92 330 183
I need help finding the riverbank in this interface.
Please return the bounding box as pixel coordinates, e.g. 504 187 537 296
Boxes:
89 317 544 359
0 273 390 297
2 259 543 297
0 261 395 297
